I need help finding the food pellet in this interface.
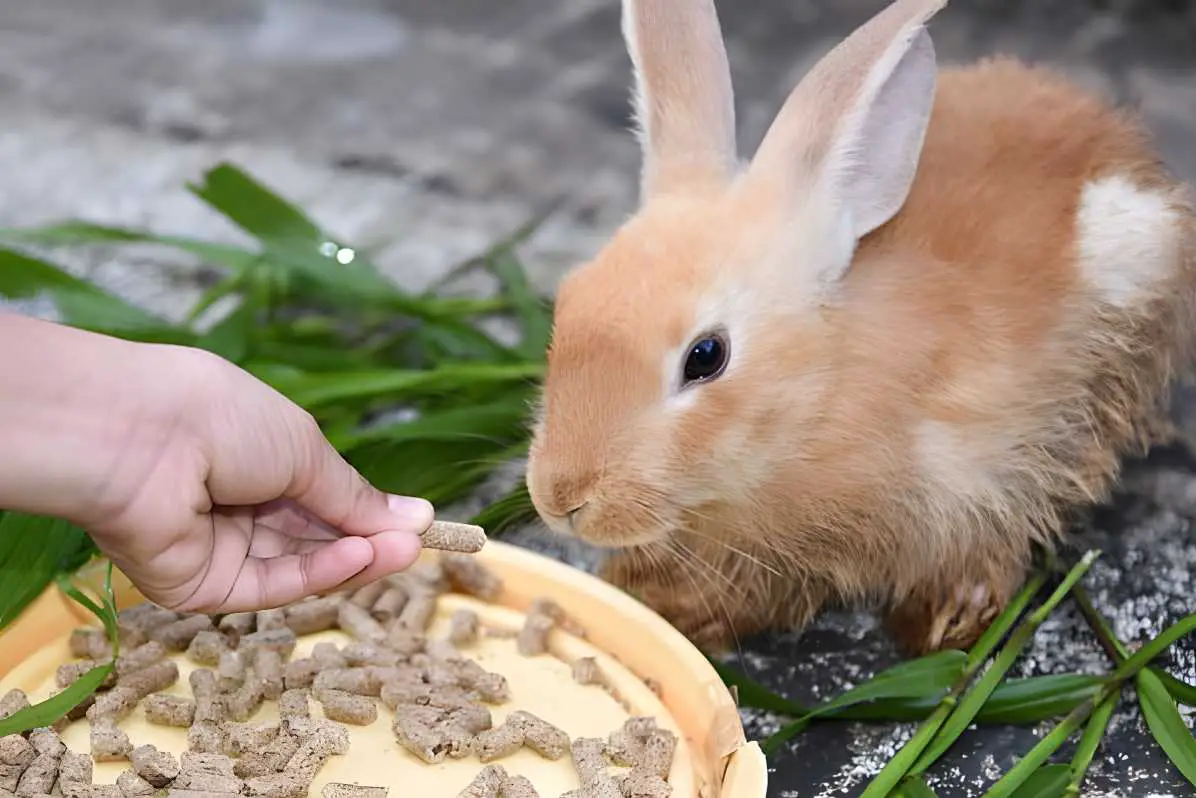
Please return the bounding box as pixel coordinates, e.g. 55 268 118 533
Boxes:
516 613 555 657
311 643 347 670
425 639 462 663
130 745 179 788
239 628 297 660
216 651 245 692
0 737 35 769
0 690 29 720
15 753 60 796
349 581 387 609
471 721 523 762
224 678 265 722
118 604 179 636
58 751 93 788
56 661 115 691
222 723 279 756
394 593 437 634
186 723 225 755
120 660 180 700
510 711 569 760
457 765 506 798
173 769 243 795
453 660 511 704
69 629 112 660
620 769 672 798
151 615 214 651
322 785 388 798
27 730 64 759
255 609 287 632
500 775 540 798
283 658 319 690
448 610 480 646
186 631 227 667
313 668 381 697
90 719 133 762
189 670 223 725
384 626 424 657
115 769 155 797
337 603 386 644
233 732 298 778
284 597 342 636
570 737 621 798
179 752 236 777
421 521 486 553
115 643 166 678
68 784 122 798
253 649 285 700
85 687 138 722
370 588 407 623
391 706 471 764
441 555 503 602
314 689 377 726
165 790 243 798
278 690 309 720
571 657 605 687
341 643 400 668
641 731 677 780
217 613 255 639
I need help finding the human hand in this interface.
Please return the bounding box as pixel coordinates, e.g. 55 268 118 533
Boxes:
0 314 435 614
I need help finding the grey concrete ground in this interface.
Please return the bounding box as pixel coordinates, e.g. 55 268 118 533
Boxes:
2 0 1195 796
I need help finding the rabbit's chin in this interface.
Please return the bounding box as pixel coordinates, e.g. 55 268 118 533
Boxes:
537 504 678 550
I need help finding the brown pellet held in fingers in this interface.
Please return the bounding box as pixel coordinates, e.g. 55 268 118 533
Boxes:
441 556 503 601
509 712 569 760
15 754 59 797
457 764 506 798
421 521 486 553
499 775 540 798
90 719 133 762
336 603 386 644
314 689 377 726
130 745 179 788
115 769 155 797
118 604 178 634
321 784 388 798
0 691 29 720
150 615 214 652
284 597 342 636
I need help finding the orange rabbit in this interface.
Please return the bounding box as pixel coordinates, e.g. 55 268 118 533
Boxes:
524 0 1196 654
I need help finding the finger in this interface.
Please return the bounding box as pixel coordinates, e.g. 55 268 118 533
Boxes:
289 420 435 538
330 529 424 594
213 537 376 612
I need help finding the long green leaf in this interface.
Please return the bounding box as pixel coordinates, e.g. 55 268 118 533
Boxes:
488 250 552 359
0 513 91 631
1007 764 1071 798
1156 669 1196 707
0 663 112 736
327 398 532 451
1136 667 1196 787
898 776 939 798
976 674 1104 726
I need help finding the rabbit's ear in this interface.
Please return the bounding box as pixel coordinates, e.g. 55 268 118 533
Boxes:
744 0 946 283
622 0 738 200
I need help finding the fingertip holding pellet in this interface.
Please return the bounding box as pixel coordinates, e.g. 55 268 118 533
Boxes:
420 521 487 554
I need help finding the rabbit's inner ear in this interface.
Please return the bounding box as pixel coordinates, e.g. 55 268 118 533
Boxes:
742 0 945 284
622 0 738 201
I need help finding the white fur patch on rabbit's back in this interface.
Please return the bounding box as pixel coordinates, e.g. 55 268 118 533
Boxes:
1074 173 1184 309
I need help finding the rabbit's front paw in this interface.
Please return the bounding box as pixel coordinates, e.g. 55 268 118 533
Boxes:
887 577 1011 655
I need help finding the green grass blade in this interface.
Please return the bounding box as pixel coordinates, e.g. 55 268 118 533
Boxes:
488 250 552 359
1136 667 1196 787
974 674 1104 725
1066 691 1117 796
326 398 532 451
0 513 91 631
467 485 540 538
897 776 939 798
1007 764 1071 798
188 162 324 250
0 663 113 736
1155 669 1196 707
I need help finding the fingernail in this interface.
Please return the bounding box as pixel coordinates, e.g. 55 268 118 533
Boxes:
387 495 435 527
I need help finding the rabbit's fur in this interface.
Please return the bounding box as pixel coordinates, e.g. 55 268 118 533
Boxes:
525 0 1196 654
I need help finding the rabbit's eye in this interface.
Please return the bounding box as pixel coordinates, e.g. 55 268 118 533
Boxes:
683 334 730 384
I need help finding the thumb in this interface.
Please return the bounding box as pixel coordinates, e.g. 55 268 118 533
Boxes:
288 416 435 538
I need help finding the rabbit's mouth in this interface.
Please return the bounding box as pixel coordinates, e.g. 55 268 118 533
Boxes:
530 491 678 550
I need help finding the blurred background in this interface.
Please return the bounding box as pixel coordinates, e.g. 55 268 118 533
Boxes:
2 0 1195 312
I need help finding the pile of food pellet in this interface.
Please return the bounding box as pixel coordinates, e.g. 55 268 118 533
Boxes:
0 553 680 798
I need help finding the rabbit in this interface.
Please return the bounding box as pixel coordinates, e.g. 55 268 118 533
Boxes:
523 0 1196 656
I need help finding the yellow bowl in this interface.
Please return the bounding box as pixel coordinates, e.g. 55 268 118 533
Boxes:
0 540 767 797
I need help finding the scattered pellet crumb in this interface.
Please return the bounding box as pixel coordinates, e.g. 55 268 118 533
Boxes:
90 718 132 762
314 689 377 726
0 691 29 720
186 631 227 666
457 764 506 798
69 629 112 661
441 555 503 602
114 769 154 798
150 615 214 652
499 775 540 798
421 521 486 553
337 604 386 644
285 597 343 636
130 745 179 788
448 610 480 646
321 784 387 798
